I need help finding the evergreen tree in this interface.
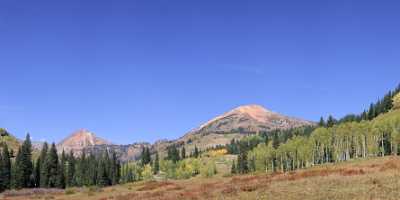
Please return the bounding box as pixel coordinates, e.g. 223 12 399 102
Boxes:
1 144 11 190
141 147 151 166
237 151 248 174
13 147 24 189
66 150 75 187
153 152 160 174
86 153 97 186
110 151 119 185
181 146 186 159
193 146 199 158
14 134 34 189
272 132 280 149
318 117 326 127
368 104 375 120
39 142 49 187
74 151 86 186
33 159 40 187
326 115 336 127
46 143 59 187
167 145 180 163
56 150 66 188
97 155 108 187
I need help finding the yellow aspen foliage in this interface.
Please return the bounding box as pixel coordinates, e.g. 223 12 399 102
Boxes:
393 93 400 110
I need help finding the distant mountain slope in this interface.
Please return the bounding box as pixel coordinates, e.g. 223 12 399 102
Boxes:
57 129 111 153
189 104 314 135
83 143 151 161
55 105 314 161
151 104 314 159
0 128 20 152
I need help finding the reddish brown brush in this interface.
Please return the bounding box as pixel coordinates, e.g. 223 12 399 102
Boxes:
136 181 175 191
339 169 365 176
379 159 400 171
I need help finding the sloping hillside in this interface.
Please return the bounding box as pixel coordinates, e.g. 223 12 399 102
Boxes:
0 128 20 153
152 104 314 158
190 104 314 135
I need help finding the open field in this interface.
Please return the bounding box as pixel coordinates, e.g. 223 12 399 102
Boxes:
2 156 400 200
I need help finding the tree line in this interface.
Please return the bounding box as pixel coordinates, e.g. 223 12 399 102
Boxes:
0 134 121 192
319 84 400 126
231 84 400 174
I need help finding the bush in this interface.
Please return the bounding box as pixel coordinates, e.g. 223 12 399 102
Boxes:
86 186 103 196
142 164 154 180
200 161 217 178
64 188 76 195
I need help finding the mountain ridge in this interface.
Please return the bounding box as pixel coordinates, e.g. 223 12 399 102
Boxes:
26 104 314 161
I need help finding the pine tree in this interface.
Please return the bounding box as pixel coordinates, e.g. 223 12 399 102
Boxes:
272 132 280 149
66 150 75 187
97 155 108 187
86 153 97 186
14 134 34 189
181 146 186 159
39 142 49 187
318 117 326 127
326 115 336 127
141 147 151 166
1 144 11 190
56 150 66 189
194 146 199 158
167 145 180 163
109 151 119 185
14 147 24 189
368 104 375 120
153 152 160 175
237 151 248 174
74 151 86 187
33 159 40 187
46 143 59 187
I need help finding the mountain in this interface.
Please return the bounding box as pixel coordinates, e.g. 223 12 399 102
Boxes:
83 142 151 161
151 104 315 159
55 105 314 161
189 104 314 135
57 129 111 153
0 128 21 152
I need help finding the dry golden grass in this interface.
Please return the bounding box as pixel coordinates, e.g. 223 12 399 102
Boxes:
3 156 400 200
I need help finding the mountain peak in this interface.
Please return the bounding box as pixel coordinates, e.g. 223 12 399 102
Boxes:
193 104 314 135
232 104 271 112
70 129 95 137
230 104 275 121
57 129 111 153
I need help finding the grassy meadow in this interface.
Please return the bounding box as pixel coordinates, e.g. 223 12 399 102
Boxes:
2 155 400 200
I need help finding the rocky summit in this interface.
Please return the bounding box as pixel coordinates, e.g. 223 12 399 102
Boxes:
189 104 314 135
57 129 111 153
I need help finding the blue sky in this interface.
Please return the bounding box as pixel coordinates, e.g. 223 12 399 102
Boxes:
1 0 399 144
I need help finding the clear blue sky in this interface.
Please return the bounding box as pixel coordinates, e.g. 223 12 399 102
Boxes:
1 0 399 144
